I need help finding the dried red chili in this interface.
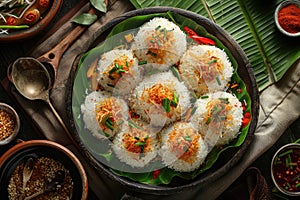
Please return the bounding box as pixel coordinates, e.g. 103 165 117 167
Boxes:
184 26 216 45
39 0 50 8
278 4 300 33
152 169 160 179
6 17 18 25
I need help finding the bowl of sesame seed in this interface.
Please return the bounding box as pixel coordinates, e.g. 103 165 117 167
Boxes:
0 103 20 146
0 140 88 200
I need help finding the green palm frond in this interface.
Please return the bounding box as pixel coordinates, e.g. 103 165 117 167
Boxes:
129 0 300 91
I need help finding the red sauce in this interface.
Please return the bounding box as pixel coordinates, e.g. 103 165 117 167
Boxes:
272 147 300 192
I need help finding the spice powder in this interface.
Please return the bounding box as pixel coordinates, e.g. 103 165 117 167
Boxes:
8 157 74 200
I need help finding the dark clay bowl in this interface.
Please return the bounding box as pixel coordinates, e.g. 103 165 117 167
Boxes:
66 7 259 196
0 0 62 42
0 140 88 200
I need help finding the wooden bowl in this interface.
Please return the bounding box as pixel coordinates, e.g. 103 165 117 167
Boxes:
0 0 63 42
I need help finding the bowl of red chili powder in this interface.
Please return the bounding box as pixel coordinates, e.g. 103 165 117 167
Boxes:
275 0 300 37
271 143 300 196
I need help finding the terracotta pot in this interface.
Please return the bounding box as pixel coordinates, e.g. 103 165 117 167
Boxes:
0 140 88 199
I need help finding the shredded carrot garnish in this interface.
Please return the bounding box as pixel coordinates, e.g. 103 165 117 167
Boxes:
102 55 134 84
142 83 174 106
145 27 175 63
168 124 200 164
122 128 152 154
204 99 232 125
95 98 123 131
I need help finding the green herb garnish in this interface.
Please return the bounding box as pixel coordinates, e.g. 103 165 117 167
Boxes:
170 66 181 81
162 98 171 112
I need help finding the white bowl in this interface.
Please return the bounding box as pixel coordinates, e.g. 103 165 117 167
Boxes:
0 103 20 146
274 0 300 37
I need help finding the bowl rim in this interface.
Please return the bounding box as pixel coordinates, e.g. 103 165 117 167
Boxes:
271 143 300 196
0 0 63 42
274 0 300 37
0 139 89 200
0 102 20 146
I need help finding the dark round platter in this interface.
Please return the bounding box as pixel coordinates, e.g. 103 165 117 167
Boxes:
66 6 259 195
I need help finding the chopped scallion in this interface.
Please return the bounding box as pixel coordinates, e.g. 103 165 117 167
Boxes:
162 98 171 112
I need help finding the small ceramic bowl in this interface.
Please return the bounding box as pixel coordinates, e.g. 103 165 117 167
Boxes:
274 0 300 37
0 103 20 146
271 143 300 196
0 140 88 200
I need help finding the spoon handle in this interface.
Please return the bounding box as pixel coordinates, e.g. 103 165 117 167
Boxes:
23 189 44 200
37 8 96 77
46 99 77 144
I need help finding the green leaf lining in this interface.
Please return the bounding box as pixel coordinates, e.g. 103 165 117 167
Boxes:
129 0 300 91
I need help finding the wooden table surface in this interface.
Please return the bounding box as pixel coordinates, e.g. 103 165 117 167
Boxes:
0 1 299 199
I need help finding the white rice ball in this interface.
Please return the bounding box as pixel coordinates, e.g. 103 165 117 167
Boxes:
112 118 159 168
160 122 208 172
97 49 142 95
190 91 243 146
132 17 187 72
129 71 192 128
178 45 233 97
81 91 129 139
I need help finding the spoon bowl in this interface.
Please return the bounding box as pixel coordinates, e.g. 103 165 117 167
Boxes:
8 57 73 141
19 158 34 200
11 57 51 101
24 170 66 200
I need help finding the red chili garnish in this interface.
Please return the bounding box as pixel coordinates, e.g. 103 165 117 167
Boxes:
152 169 160 179
6 16 18 25
242 112 251 127
184 26 216 45
241 102 247 111
39 0 50 8
236 88 243 93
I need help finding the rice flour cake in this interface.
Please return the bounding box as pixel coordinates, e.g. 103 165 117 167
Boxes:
178 45 233 97
160 122 208 172
190 91 243 146
112 118 159 168
129 71 192 127
81 91 129 139
97 49 142 96
132 17 187 72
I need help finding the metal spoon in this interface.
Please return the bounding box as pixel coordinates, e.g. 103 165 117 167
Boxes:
6 8 96 138
19 158 34 200
24 170 65 200
8 57 72 138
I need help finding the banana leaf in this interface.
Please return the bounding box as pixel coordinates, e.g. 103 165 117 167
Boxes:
129 0 300 91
